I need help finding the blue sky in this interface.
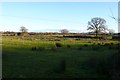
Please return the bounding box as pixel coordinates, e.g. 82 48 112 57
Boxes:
0 2 118 32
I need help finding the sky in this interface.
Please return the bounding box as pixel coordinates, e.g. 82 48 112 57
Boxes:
0 2 118 33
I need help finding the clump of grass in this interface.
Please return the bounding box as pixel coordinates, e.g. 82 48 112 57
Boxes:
84 44 88 47
67 44 71 48
93 43 96 45
55 43 62 48
110 43 114 45
91 43 95 46
116 43 120 46
31 47 37 51
101 42 104 45
97 43 101 45
31 46 45 51
75 38 81 41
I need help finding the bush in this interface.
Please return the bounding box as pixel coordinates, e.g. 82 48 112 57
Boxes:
93 43 96 45
84 44 88 47
110 43 114 45
55 43 62 48
97 43 101 45
67 44 71 48
31 47 37 51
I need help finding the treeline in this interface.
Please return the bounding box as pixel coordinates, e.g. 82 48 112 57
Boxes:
1 31 120 35
1 31 80 36
63 35 103 39
1 31 120 40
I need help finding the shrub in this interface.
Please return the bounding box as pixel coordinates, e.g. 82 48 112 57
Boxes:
31 47 37 51
75 38 80 40
101 42 104 45
97 43 101 45
55 43 62 48
84 44 88 47
67 44 71 48
93 43 96 45
110 43 114 45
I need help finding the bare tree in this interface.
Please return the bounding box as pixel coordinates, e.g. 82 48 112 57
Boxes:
109 7 118 23
87 17 107 37
108 29 115 35
20 26 28 33
60 29 69 34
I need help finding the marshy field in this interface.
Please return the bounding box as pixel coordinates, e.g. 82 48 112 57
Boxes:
2 34 120 79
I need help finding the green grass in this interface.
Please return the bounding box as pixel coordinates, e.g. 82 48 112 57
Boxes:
2 36 119 79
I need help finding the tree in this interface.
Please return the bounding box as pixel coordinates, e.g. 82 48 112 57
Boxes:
60 29 69 34
87 17 107 37
108 29 115 35
20 26 28 33
19 26 28 36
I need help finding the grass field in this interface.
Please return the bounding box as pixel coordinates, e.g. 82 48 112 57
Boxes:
2 35 120 79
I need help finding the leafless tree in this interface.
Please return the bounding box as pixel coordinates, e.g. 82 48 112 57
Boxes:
20 26 28 33
87 17 107 37
108 29 115 35
60 29 69 34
